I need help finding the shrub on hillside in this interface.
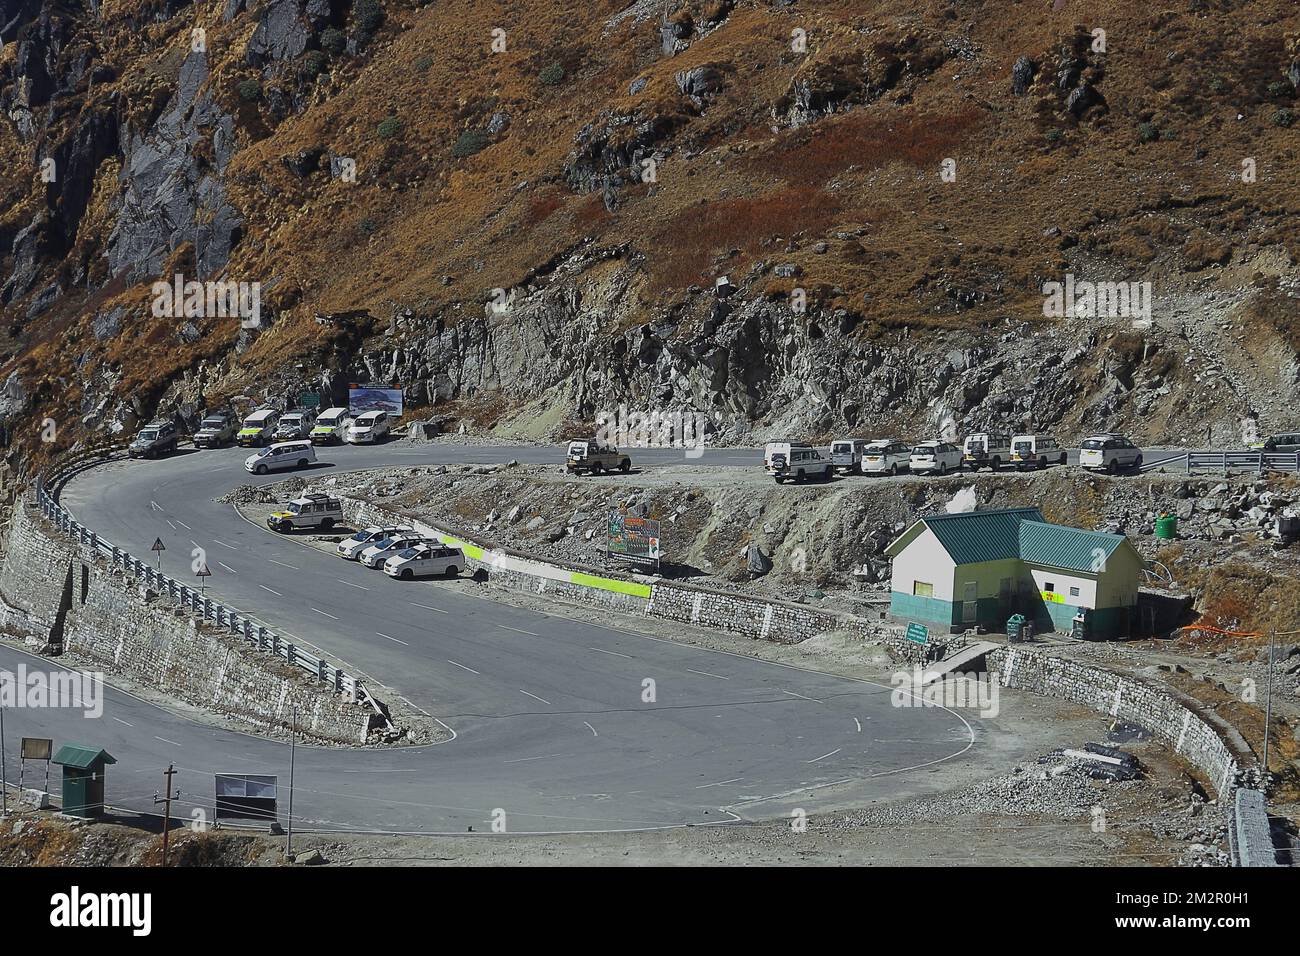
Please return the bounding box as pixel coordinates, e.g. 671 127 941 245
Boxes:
354 0 384 36
377 117 403 139
539 62 566 86
320 27 346 56
302 50 328 78
237 79 262 102
452 130 489 158
1272 108 1294 128
1137 122 1158 143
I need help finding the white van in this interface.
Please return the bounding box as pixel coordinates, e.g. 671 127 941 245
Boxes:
1010 434 1068 470
237 408 279 447
764 441 816 469
273 408 317 441
383 543 466 580
829 438 873 474
347 410 391 444
311 407 351 445
860 439 912 475
962 433 1012 471
766 445 832 483
244 440 317 475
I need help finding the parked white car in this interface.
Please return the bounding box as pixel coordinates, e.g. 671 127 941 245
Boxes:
383 543 466 580
346 410 391 444
337 525 414 560
273 408 317 441
909 441 963 474
860 439 912 475
244 440 316 475
767 445 832 483
1010 434 1068 470
829 438 873 474
358 533 428 568
1079 434 1143 474
961 433 1011 471
311 407 351 445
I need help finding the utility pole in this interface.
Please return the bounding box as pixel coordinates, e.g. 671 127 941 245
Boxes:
285 707 297 861
153 764 179 866
1262 629 1274 782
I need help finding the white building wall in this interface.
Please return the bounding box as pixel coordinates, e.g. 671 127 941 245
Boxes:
890 528 956 599
1027 567 1096 607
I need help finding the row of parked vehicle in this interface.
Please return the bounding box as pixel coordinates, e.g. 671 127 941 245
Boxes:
763 432 1144 483
263 497 466 578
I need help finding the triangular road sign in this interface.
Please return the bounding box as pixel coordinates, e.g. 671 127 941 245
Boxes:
195 563 212 578
151 538 166 552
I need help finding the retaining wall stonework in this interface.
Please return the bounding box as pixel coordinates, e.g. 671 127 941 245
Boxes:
988 646 1242 797
0 505 372 744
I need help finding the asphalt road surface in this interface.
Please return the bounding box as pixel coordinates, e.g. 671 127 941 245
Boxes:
2 439 1185 834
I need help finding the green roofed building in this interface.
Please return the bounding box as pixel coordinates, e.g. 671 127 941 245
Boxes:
884 507 1144 639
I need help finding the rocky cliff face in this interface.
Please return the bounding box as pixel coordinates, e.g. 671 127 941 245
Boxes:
0 1 1298 462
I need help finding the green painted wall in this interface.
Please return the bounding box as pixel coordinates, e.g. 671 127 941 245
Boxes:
890 591 958 628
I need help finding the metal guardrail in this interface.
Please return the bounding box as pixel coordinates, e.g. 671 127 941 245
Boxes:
31 444 387 721
1169 451 1300 474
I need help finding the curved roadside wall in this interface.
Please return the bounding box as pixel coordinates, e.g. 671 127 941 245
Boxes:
337 492 1250 798
0 504 372 744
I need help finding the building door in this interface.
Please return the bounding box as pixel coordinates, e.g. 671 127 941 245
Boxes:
962 581 977 624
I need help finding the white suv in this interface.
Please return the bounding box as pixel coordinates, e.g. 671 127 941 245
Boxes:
383 543 466 580
768 446 832 484
337 525 414 560
266 495 343 533
909 441 963 474
860 439 911 475
359 533 428 568
1079 434 1143 474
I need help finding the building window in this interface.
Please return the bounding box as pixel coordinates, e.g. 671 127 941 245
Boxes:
1044 582 1055 592
914 581 933 598
1069 586 1080 597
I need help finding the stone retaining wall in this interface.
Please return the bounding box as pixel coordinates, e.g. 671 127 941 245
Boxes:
0 505 372 744
988 646 1242 797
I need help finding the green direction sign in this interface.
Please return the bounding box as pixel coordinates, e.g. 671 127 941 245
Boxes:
298 392 321 408
905 622 929 645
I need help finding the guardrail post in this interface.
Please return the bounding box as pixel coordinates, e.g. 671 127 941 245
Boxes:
334 668 343 693
244 620 253 643
318 659 327 682
286 643 296 667
272 633 280 657
89 532 97 550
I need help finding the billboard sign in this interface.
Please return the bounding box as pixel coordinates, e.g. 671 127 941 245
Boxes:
348 386 403 416
607 512 661 570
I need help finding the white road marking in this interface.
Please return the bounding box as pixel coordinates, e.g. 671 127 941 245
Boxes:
258 585 282 596
340 768 419 774
519 689 551 705
175 520 191 531
582 721 599 737
376 632 409 646
854 718 862 733
165 519 176 530
339 580 370 590
588 646 633 659
312 607 339 620
269 558 300 570
502 753 571 764
807 749 842 763
214 539 237 550
783 690 821 703
410 602 447 614
112 717 133 727
149 501 162 512
695 777 743 789
446 659 479 674
497 624 539 636
154 736 181 747
686 668 729 680
218 562 237 574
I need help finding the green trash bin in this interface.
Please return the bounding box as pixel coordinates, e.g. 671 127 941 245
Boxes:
1007 613 1027 643
1155 514 1178 539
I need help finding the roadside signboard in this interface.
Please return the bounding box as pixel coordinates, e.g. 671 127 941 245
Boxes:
298 392 321 408
348 386 403 416
906 622 929 645
215 774 278 822
607 512 661 571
